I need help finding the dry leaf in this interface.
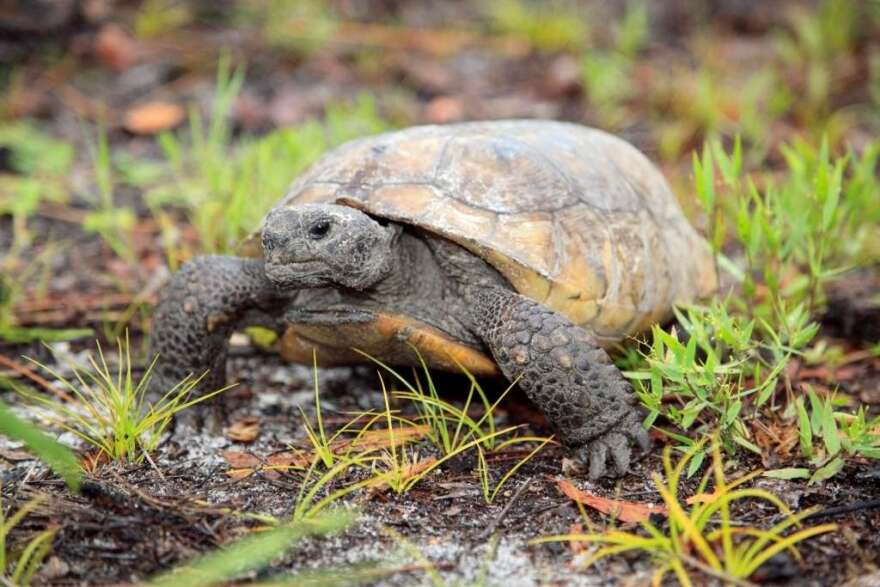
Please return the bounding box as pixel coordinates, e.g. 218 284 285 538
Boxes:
556 478 666 523
0 448 35 462
223 450 261 468
123 102 185 135
226 417 261 443
262 451 309 479
93 24 138 71
334 424 430 454
223 450 260 478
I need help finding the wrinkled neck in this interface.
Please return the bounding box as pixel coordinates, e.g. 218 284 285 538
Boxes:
365 231 442 303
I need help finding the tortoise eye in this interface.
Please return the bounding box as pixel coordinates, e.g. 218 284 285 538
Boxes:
309 220 332 240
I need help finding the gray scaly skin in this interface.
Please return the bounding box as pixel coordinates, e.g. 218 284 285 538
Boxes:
151 204 649 479
467 286 649 479
149 256 283 399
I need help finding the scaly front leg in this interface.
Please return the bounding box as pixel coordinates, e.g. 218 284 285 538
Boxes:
468 286 649 480
150 256 282 399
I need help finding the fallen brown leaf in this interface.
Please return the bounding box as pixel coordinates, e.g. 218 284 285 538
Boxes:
226 416 261 443
222 450 260 468
556 478 666 523
334 424 431 454
123 102 185 135
0 448 35 462
93 23 138 72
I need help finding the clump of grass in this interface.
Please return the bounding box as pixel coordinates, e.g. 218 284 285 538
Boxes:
580 1 649 128
358 349 512 455
286 355 551 516
14 335 229 464
83 127 136 263
488 0 590 53
0 489 56 587
535 443 837 586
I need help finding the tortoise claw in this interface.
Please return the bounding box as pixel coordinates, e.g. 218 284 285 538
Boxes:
579 411 650 480
588 440 609 481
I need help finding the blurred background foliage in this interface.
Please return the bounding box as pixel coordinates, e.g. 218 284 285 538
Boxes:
0 0 877 350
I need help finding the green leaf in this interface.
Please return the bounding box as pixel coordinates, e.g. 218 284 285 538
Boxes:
809 456 845 484
807 387 823 432
724 400 743 427
0 326 93 344
733 435 762 455
796 398 813 458
821 400 841 456
147 510 355 587
764 468 810 480
0 400 81 491
687 449 706 478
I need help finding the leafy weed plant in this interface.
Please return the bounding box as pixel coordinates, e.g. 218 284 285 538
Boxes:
535 443 837 586
488 0 590 53
627 300 817 473
764 386 880 483
627 135 880 474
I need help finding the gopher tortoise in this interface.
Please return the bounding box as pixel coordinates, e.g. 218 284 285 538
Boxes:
151 120 717 479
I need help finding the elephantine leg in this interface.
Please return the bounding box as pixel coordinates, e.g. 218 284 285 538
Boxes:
468 286 649 480
150 256 282 398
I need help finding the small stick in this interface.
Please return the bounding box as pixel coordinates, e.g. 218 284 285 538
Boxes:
480 478 532 539
802 499 880 521
0 354 75 403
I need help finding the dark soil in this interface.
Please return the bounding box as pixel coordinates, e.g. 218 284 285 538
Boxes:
1 1 879 585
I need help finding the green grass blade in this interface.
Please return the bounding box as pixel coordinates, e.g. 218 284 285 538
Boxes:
0 401 81 491
147 511 355 587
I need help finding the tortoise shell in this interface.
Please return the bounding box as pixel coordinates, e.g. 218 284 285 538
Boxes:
243 120 717 370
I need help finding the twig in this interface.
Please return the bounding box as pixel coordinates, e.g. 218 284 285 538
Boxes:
142 450 166 483
801 499 880 522
0 353 75 402
480 478 532 539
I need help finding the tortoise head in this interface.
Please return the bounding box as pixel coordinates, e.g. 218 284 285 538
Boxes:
261 204 399 290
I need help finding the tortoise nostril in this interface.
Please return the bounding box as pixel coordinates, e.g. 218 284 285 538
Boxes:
262 233 280 251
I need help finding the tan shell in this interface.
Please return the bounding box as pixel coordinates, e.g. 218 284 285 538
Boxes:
243 120 717 366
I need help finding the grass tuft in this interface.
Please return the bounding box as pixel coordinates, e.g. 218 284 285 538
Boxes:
0 489 56 586
13 334 229 464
